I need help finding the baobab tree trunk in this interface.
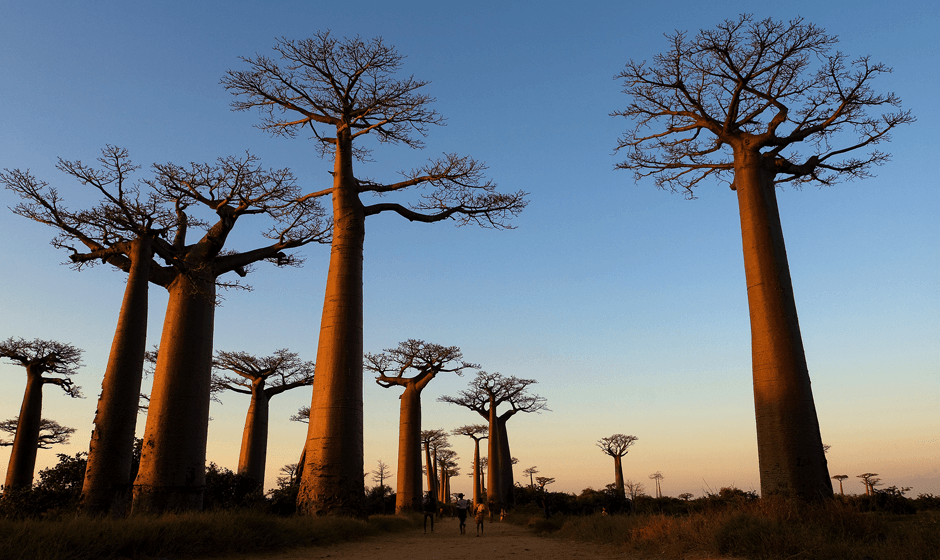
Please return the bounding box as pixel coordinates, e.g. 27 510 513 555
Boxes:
734 150 832 499
395 385 423 513
424 442 437 502
613 455 625 499
472 438 482 506
132 274 216 513
298 129 365 516
496 418 514 505
237 381 270 488
485 400 501 508
82 238 151 516
4 369 44 492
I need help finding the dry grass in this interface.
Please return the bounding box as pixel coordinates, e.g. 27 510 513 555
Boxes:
0 510 420 560
514 499 940 559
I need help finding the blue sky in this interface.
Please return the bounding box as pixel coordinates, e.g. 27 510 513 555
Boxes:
1 1 937 498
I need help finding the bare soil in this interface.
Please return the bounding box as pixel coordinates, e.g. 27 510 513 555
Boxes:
213 517 636 560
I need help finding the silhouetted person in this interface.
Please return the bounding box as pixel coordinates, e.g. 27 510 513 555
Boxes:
455 493 470 534
422 491 436 533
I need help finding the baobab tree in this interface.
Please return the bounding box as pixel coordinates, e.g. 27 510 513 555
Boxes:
535 477 555 491
597 434 638 499
523 466 539 489
2 147 179 515
224 33 528 515
649 471 664 498
0 338 82 493
366 340 477 512
0 418 75 449
421 429 448 506
614 15 912 499
857 473 881 495
832 474 848 495
624 480 644 501
132 154 329 514
454 425 488 506
210 349 315 488
436 449 460 504
439 371 548 509
371 459 393 493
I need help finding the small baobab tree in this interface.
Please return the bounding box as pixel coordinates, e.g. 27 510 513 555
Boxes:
454 424 488 506
649 471 664 498
0 338 82 493
0 418 75 450
597 434 638 499
211 349 315 489
535 476 555 491
522 466 539 489
857 473 881 495
367 340 477 512
832 474 848 495
370 459 393 496
224 33 528 516
624 480 644 501
421 429 449 507
678 492 694 501
440 371 548 509
436 449 460 504
614 15 912 499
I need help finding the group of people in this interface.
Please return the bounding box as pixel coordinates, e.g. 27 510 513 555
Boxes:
423 492 488 536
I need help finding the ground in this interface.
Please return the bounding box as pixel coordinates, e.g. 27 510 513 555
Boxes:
215 516 637 560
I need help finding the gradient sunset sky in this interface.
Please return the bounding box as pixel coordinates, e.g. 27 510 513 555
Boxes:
1 0 936 498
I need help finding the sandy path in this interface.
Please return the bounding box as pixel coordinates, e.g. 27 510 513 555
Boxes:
214 517 634 560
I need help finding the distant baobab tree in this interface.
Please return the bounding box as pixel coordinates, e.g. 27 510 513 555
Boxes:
210 349 315 489
366 340 477 512
678 492 693 501
535 477 555 491
624 480 644 501
614 15 912 499
440 371 548 509
2 147 178 515
832 474 848 495
436 449 460 503
649 471 664 498
132 153 329 514
370 459 393 494
0 418 75 449
596 434 638 499
0 338 82 493
523 466 539 489
224 32 528 516
454 424 489 506
421 429 449 506
857 473 881 495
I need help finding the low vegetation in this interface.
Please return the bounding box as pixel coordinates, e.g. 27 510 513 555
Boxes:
508 486 940 560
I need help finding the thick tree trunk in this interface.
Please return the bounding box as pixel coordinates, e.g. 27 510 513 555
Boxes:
733 149 832 499
4 369 44 492
472 439 482 506
496 418 514 505
298 129 365 516
395 384 422 513
82 238 151 516
237 382 270 488
485 401 500 508
132 274 216 513
424 442 437 502
613 455 625 499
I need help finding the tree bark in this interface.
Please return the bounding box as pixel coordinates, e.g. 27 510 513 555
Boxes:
298 128 366 516
236 381 270 488
394 384 423 513
4 368 45 491
472 438 482 506
485 398 500 508
496 417 514 505
424 441 437 502
613 455 625 499
81 237 152 516
734 148 832 499
132 273 216 513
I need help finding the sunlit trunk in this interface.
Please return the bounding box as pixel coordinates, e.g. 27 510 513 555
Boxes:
734 149 832 499
3 369 44 492
395 384 422 512
132 273 216 513
82 238 151 516
298 129 365 516
613 455 625 499
237 381 270 488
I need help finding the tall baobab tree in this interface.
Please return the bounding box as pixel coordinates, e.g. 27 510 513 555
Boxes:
522 466 539 489
211 349 315 488
614 15 912 499
132 154 329 514
436 449 459 504
366 340 476 512
454 425 488 506
0 418 75 450
648 471 664 498
224 33 528 515
857 473 880 495
831 474 848 495
0 338 82 493
421 429 448 506
440 372 548 509
597 434 638 499
2 146 179 515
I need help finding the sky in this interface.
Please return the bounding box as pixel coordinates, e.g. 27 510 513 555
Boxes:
0 1 937 499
